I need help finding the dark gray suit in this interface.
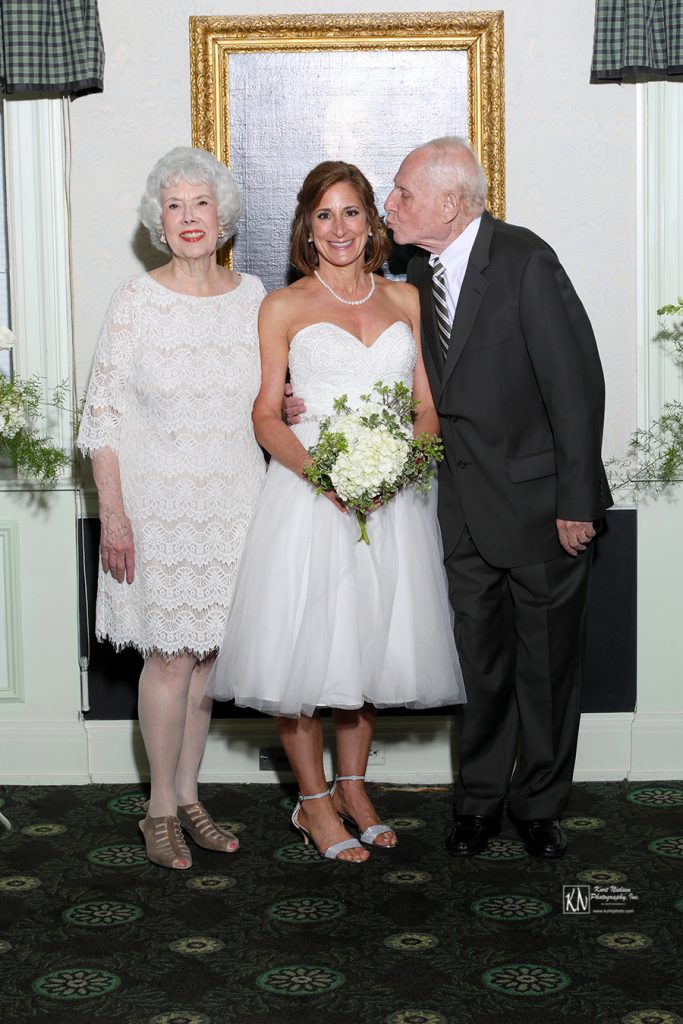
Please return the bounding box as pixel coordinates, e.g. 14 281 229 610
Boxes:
409 211 612 820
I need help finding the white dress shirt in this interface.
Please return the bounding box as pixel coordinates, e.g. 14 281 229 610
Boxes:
428 216 482 320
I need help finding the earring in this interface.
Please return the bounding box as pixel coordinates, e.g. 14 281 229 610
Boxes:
160 232 167 245
307 237 313 243
218 228 225 239
368 231 373 237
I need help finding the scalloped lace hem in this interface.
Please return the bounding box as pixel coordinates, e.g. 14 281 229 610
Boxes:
97 630 218 664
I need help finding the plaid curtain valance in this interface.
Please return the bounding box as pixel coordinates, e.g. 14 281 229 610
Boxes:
0 0 104 98
591 0 683 81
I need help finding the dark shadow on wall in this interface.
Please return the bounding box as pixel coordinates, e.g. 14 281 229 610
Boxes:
78 509 637 721
131 223 168 273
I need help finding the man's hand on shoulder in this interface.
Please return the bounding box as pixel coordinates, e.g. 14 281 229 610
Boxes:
556 519 596 557
283 382 306 425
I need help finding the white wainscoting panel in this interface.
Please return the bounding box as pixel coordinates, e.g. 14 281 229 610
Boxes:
0 489 85 782
0 520 23 701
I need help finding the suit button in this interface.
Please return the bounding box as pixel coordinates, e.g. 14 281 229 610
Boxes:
456 460 470 469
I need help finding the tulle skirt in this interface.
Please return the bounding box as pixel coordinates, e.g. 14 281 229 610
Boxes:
207 422 466 717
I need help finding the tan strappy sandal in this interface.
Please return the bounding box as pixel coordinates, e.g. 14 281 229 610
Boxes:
138 814 192 869
177 801 239 853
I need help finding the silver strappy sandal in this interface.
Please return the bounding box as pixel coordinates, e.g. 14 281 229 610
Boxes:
291 789 367 862
330 774 398 847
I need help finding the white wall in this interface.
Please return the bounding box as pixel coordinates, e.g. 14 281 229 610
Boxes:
12 0 670 784
70 0 636 462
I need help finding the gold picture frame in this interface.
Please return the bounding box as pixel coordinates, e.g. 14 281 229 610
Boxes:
190 12 504 286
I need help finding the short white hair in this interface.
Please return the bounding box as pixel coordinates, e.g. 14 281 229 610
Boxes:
418 136 487 217
139 146 244 254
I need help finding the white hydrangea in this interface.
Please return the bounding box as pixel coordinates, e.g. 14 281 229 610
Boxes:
328 414 411 502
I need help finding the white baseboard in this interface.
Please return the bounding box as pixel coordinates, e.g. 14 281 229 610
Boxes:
4 711 682 785
573 712 633 781
630 713 683 780
0 721 91 784
84 716 459 785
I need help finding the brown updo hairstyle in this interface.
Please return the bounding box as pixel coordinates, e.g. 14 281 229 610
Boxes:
290 161 391 276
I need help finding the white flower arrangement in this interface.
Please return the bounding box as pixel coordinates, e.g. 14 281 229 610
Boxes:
304 380 444 543
0 325 16 350
0 326 71 486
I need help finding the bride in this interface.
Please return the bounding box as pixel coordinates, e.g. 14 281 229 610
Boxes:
208 161 465 862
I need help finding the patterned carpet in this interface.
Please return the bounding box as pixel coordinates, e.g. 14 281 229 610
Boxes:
1 781 682 1024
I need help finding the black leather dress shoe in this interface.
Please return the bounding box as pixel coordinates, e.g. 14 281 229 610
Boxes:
446 815 501 856
516 818 567 858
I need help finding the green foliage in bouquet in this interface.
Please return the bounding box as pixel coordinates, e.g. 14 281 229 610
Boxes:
304 380 444 543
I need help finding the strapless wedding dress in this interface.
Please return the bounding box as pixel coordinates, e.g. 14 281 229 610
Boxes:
207 320 465 716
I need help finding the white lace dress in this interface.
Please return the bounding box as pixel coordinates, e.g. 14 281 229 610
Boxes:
77 272 266 659
207 321 465 716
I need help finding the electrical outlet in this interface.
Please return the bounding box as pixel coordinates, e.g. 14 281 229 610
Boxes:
259 747 291 772
367 741 385 765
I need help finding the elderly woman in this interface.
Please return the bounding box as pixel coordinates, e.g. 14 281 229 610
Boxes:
78 147 266 869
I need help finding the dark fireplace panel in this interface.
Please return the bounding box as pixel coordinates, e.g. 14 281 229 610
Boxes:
78 509 637 719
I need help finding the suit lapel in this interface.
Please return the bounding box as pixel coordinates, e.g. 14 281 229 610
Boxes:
439 212 495 399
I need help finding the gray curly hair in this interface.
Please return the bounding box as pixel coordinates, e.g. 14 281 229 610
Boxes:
139 146 244 254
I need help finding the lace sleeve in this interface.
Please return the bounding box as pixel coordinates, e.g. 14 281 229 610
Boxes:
77 279 137 456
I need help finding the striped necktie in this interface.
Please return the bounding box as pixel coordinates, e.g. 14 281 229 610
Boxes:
431 257 452 359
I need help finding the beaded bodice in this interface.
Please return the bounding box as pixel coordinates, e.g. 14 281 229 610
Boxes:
288 321 417 420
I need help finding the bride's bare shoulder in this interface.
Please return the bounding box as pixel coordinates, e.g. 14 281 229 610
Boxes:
259 278 316 334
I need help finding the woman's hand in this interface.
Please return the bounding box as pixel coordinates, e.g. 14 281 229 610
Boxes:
320 493 382 515
322 489 348 514
100 509 136 583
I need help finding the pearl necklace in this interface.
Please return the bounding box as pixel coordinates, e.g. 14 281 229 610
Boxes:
314 270 375 306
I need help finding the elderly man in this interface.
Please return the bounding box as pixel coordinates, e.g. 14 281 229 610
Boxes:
384 137 612 858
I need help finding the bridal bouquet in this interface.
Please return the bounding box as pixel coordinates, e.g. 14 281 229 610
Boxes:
303 380 444 543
